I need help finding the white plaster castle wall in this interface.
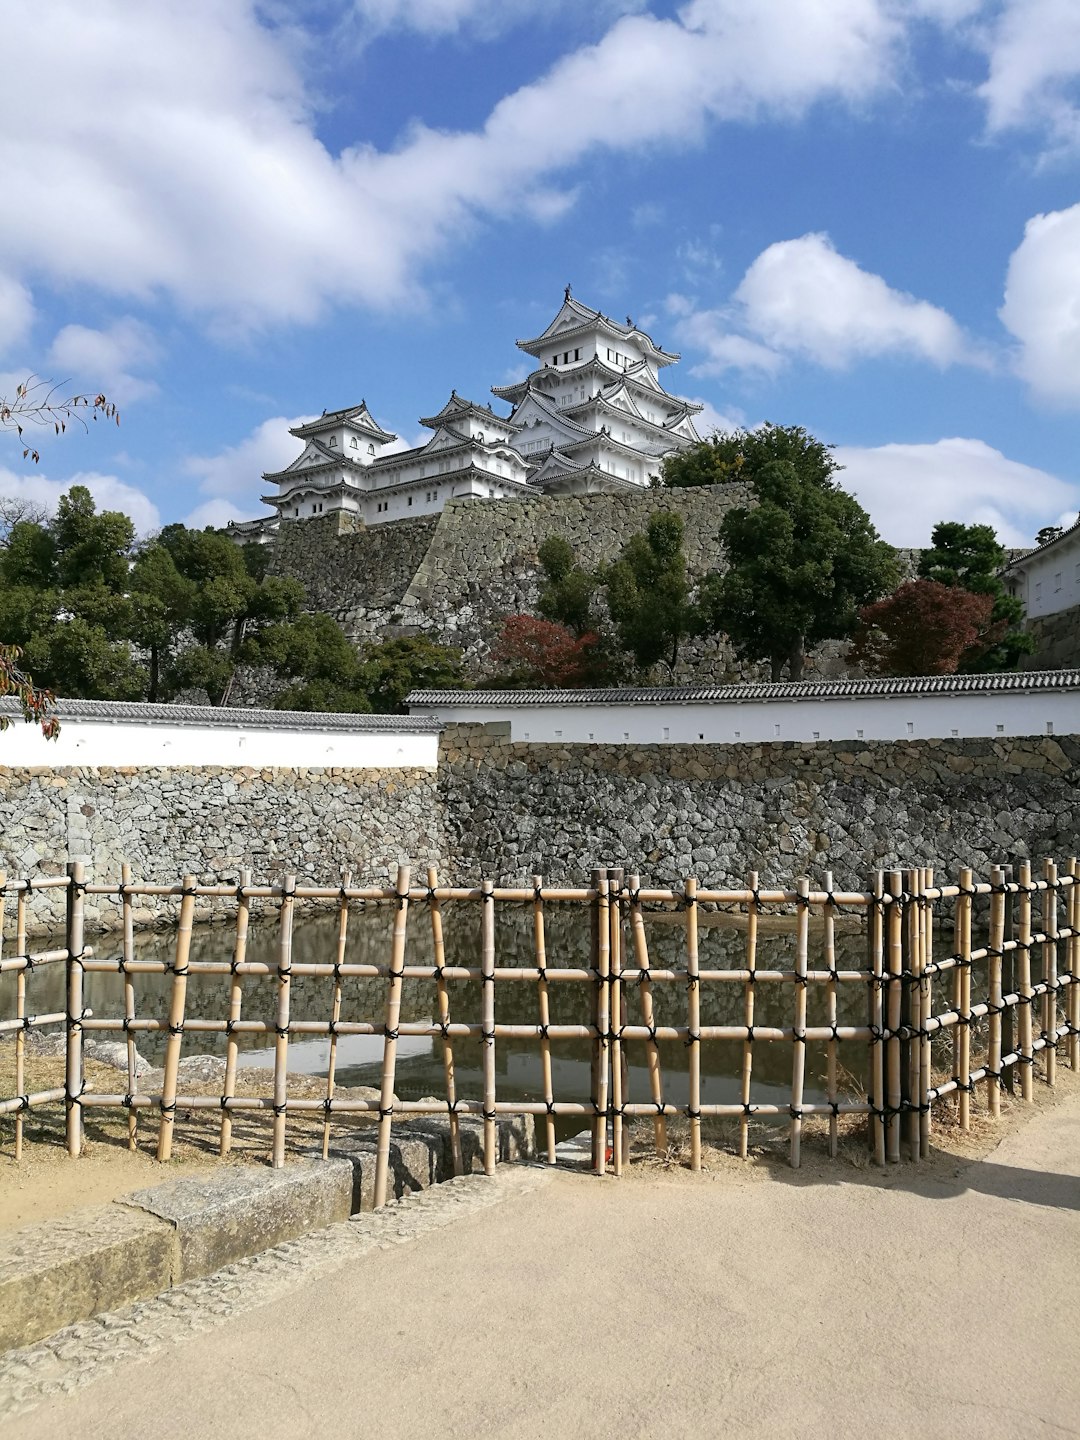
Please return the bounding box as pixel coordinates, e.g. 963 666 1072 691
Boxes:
2 715 441 769
1011 533 1080 619
410 690 1080 745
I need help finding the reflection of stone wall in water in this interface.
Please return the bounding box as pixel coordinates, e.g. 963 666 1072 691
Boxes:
440 726 1080 891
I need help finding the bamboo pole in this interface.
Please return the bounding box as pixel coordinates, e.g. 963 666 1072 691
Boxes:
429 863 463 1175
957 868 973 1131
271 874 296 1169
684 876 701 1172
480 876 497 1177
920 867 934 1158
885 870 903 1162
15 881 28 1161
593 871 610 1176
610 868 625 1177
121 862 138 1151
987 865 1005 1119
156 874 196 1163
373 864 410 1209
627 873 666 1156
869 871 886 1166
789 875 809 1169
66 860 86 1158
739 870 759 1160
824 870 838 1159
533 873 556 1165
1017 860 1034 1103
903 869 920 1160
320 867 351 1161
1068 860 1079 1072
219 868 251 1158
1043 858 1058 1087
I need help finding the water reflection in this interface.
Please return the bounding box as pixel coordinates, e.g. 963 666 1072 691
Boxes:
4 902 873 1117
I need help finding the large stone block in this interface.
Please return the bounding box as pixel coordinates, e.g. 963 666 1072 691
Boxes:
0 1202 174 1351
121 1159 354 1282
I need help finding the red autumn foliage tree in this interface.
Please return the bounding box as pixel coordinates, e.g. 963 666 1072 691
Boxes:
491 615 601 688
0 644 59 738
850 578 995 677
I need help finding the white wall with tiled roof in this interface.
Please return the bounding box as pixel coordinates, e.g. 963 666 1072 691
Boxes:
0 701 441 769
408 673 1080 746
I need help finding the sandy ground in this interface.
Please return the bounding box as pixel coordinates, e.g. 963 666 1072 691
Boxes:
6 1067 1080 1440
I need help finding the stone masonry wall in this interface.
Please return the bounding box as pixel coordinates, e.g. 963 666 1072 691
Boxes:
0 765 443 931
1024 602 1080 670
438 725 1080 891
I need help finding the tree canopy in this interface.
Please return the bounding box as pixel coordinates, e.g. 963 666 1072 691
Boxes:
661 422 841 492
851 579 995 677
917 521 1032 672
689 428 898 680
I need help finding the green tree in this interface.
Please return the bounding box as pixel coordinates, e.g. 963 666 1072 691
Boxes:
605 512 697 673
357 636 465 713
694 429 898 680
917 522 1032 672
537 535 601 637
661 422 841 492
244 612 371 713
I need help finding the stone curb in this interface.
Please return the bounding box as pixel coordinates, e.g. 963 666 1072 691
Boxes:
0 1166 554 1423
0 1113 534 1354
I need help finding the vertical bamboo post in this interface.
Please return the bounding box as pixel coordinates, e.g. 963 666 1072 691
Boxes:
1043 858 1058 1087
684 876 701 1172
120 862 138 1151
533 874 556 1165
996 858 1013 1117
1068 859 1080 1072
885 870 903 1162
219 868 251 1158
789 876 809 1170
429 864 463 1175
740 870 759 1161
14 879 28 1161
1017 860 1034 1103
957 868 973 1132
824 870 838 1158
902 869 921 1160
920 866 934 1158
628 874 666 1156
271 874 296 1170
869 871 886 1166
66 861 86 1158
610 867 625 1177
592 871 610 1176
156 873 195 1163
321 867 351 1161
373 864 410 1209
1000 864 1015 1097
480 876 497 1177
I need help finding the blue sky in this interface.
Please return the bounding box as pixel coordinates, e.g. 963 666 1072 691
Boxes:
2 0 1080 546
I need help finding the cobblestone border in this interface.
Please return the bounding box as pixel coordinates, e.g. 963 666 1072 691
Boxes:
0 1166 552 1423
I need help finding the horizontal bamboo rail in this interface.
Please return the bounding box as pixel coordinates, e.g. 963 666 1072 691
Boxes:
2 859 1079 1200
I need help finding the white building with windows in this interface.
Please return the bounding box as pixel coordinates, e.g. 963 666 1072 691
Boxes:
252 289 704 532
1003 516 1080 620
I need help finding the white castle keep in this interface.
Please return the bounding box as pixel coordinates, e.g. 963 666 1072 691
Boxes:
236 290 704 538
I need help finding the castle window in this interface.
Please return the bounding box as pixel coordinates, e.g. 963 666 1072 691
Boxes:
407 496 413 506
368 443 375 455
574 348 581 360
328 436 337 447
350 437 358 447
476 432 484 443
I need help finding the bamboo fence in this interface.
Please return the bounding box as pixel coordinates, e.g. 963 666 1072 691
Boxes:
1 859 1078 1203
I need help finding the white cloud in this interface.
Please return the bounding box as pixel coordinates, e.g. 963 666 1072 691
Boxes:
47 317 160 406
834 437 1078 547
734 233 977 369
686 397 748 437
182 415 312 511
183 497 253 530
0 0 911 331
976 0 1080 154
0 466 160 535
1000 203 1080 406
0 275 34 357
347 0 645 41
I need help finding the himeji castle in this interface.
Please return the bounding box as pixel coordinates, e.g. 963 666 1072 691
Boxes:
242 289 704 538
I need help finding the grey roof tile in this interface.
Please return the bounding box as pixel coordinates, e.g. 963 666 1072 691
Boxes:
0 698 443 733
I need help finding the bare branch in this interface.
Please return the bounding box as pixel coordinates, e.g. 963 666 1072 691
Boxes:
0 375 120 464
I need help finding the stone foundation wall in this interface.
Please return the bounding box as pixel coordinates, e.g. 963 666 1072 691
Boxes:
1025 602 1080 670
438 726 1080 890
0 765 442 930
